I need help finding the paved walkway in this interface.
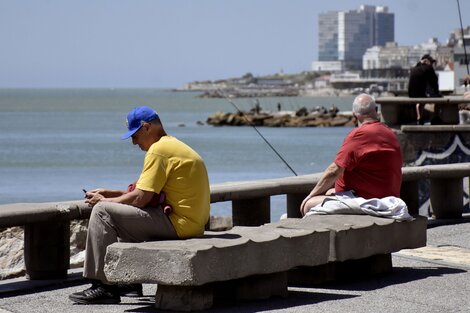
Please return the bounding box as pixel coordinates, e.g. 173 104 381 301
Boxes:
1 218 470 313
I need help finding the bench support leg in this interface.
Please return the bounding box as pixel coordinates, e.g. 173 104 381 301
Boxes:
431 178 463 219
155 285 214 311
400 180 419 216
214 272 288 302
289 254 392 285
154 272 288 311
24 220 70 280
287 193 307 218
232 197 270 226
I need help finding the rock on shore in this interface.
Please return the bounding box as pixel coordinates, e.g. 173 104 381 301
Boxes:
0 221 88 280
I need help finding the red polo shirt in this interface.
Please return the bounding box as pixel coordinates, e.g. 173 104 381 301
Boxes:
334 121 403 199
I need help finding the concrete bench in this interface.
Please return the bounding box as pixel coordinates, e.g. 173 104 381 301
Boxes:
104 215 427 311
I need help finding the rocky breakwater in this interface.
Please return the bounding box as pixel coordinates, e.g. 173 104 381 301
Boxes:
207 106 356 127
198 88 299 98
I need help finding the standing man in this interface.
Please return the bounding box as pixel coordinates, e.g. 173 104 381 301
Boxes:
300 94 402 216
69 106 210 304
408 54 441 124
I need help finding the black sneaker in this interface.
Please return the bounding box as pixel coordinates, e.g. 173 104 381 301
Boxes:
118 283 143 297
69 283 120 304
69 280 100 299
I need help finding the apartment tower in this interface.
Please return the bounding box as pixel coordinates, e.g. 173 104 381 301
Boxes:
316 5 394 71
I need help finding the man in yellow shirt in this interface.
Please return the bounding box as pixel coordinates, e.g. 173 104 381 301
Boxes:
69 106 210 305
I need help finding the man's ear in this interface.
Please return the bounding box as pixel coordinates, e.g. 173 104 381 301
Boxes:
142 122 151 132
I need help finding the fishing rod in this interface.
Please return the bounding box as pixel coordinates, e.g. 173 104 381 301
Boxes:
457 0 470 88
216 89 298 176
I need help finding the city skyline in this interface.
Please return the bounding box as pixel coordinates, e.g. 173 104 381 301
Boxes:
0 0 468 88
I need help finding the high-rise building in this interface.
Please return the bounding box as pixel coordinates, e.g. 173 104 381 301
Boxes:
313 5 394 71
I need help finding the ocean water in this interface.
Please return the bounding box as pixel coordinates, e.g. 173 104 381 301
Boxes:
0 89 355 220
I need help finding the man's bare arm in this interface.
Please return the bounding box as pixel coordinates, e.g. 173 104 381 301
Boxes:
300 162 344 216
308 162 344 197
85 188 154 208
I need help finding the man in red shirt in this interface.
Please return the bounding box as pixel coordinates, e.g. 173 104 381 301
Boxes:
300 93 403 216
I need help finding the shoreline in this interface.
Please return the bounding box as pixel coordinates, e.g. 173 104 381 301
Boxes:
177 87 394 99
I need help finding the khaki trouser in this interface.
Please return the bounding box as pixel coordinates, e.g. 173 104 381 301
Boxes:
83 202 178 283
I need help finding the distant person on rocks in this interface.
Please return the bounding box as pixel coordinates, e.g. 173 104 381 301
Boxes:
254 99 261 114
69 106 210 305
300 94 403 216
408 54 442 124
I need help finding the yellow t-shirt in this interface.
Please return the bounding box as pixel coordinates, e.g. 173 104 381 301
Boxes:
136 136 210 238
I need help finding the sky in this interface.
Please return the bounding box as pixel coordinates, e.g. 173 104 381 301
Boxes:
0 0 468 89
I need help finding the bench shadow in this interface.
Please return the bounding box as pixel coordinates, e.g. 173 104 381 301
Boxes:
125 266 466 312
426 214 470 229
125 291 358 313
311 266 466 292
3 266 464 312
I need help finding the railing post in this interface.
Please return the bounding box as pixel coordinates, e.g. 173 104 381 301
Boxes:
286 193 307 218
400 180 419 216
379 103 399 126
430 178 463 219
232 197 270 226
24 220 70 279
439 104 459 124
379 103 416 126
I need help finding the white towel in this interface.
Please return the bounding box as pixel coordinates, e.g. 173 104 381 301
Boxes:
304 190 413 221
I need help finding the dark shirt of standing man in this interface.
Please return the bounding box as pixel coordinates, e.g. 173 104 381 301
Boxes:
408 54 442 124
408 54 440 98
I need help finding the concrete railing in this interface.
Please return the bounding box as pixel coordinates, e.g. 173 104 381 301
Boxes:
212 162 470 224
1 162 470 280
376 96 470 126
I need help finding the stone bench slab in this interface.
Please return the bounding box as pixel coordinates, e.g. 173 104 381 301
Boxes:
104 224 331 286
105 215 427 286
267 215 427 261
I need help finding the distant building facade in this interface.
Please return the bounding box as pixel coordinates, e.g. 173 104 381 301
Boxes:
454 36 470 93
311 61 343 72
363 38 440 70
314 5 394 71
361 36 467 93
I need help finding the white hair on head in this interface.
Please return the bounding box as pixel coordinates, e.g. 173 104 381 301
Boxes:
352 93 376 116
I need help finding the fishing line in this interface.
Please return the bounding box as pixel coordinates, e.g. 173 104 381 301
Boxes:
457 0 470 88
217 89 298 176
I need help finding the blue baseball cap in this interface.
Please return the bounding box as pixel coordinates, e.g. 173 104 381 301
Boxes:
121 106 159 140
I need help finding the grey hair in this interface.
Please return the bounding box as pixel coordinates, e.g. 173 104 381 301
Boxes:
352 93 377 116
